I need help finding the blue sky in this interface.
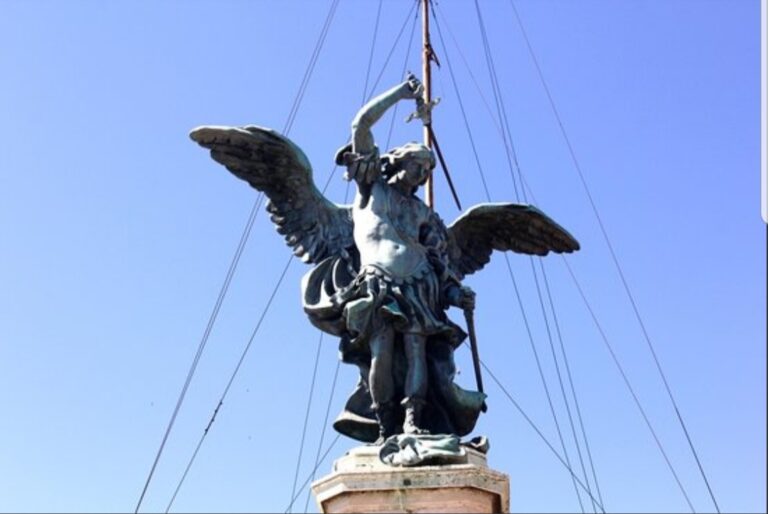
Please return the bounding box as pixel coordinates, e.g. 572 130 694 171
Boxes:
0 1 764 513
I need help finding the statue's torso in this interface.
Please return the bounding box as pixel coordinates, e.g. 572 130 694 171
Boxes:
353 181 429 279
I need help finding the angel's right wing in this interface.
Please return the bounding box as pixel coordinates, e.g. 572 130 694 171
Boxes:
190 125 354 264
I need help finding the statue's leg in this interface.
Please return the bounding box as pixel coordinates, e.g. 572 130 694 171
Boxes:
369 324 397 442
369 323 395 405
402 333 428 434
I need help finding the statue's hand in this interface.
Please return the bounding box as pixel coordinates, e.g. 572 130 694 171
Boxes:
457 286 476 312
403 73 424 99
343 149 380 184
447 284 476 311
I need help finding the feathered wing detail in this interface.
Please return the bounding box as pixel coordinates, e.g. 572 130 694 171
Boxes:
190 125 354 264
447 203 580 279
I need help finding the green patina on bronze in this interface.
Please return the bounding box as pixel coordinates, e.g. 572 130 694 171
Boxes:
190 76 579 465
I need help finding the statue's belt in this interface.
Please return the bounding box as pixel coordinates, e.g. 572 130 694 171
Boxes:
358 261 432 286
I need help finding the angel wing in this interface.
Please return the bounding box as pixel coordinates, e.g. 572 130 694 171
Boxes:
190 125 354 264
447 203 580 279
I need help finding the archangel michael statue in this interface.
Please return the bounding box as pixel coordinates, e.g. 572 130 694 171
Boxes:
190 75 579 460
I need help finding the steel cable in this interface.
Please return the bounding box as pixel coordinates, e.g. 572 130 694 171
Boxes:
157 0 344 508
365 0 420 103
561 256 695 512
434 4 590 510
469 3 601 507
287 334 324 513
284 433 342 513
506 0 716 510
476 354 605 511
133 193 263 514
471 0 522 203
503 254 586 513
291 4 386 508
301 359 341 513
539 259 605 508
385 3 420 151
284 0 342 135
165 2 427 510
165 255 295 513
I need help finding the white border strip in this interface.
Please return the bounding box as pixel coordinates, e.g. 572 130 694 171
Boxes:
762 0 767 222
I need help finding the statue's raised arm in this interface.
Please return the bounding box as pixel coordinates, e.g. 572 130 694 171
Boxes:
352 75 422 154
335 75 423 186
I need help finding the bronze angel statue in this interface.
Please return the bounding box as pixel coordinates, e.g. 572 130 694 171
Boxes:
190 76 579 451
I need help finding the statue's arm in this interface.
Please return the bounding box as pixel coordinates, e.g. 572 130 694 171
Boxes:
351 76 422 155
340 76 422 189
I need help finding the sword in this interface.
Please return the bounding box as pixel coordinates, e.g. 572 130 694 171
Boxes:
406 95 463 211
464 308 488 413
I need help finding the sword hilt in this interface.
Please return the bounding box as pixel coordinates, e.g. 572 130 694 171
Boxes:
405 96 441 125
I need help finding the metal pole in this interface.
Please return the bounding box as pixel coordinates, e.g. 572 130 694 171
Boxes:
421 0 434 209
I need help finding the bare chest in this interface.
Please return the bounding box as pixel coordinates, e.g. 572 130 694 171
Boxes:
353 182 423 240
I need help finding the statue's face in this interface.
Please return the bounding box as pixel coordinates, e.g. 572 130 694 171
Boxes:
399 158 431 189
385 146 434 192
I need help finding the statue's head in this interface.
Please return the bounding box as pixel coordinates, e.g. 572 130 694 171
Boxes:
382 142 435 192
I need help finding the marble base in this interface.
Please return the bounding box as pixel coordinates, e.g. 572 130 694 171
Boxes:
311 444 510 513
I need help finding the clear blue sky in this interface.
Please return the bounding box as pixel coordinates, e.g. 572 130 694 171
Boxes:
0 1 764 513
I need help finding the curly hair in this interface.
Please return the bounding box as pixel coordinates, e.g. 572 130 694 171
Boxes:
381 142 435 185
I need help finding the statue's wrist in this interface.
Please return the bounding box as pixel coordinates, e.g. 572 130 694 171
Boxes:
397 81 413 98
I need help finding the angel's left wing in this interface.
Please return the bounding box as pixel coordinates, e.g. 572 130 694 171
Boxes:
190 125 353 264
447 203 580 279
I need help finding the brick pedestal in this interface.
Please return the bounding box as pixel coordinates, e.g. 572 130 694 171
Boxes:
311 444 510 513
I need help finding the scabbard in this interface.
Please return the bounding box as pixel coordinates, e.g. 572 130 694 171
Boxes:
464 309 487 412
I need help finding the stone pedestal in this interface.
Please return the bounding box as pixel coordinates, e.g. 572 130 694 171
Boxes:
311 445 510 513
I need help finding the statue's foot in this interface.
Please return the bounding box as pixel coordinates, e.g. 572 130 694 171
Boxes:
401 397 428 436
372 401 398 446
